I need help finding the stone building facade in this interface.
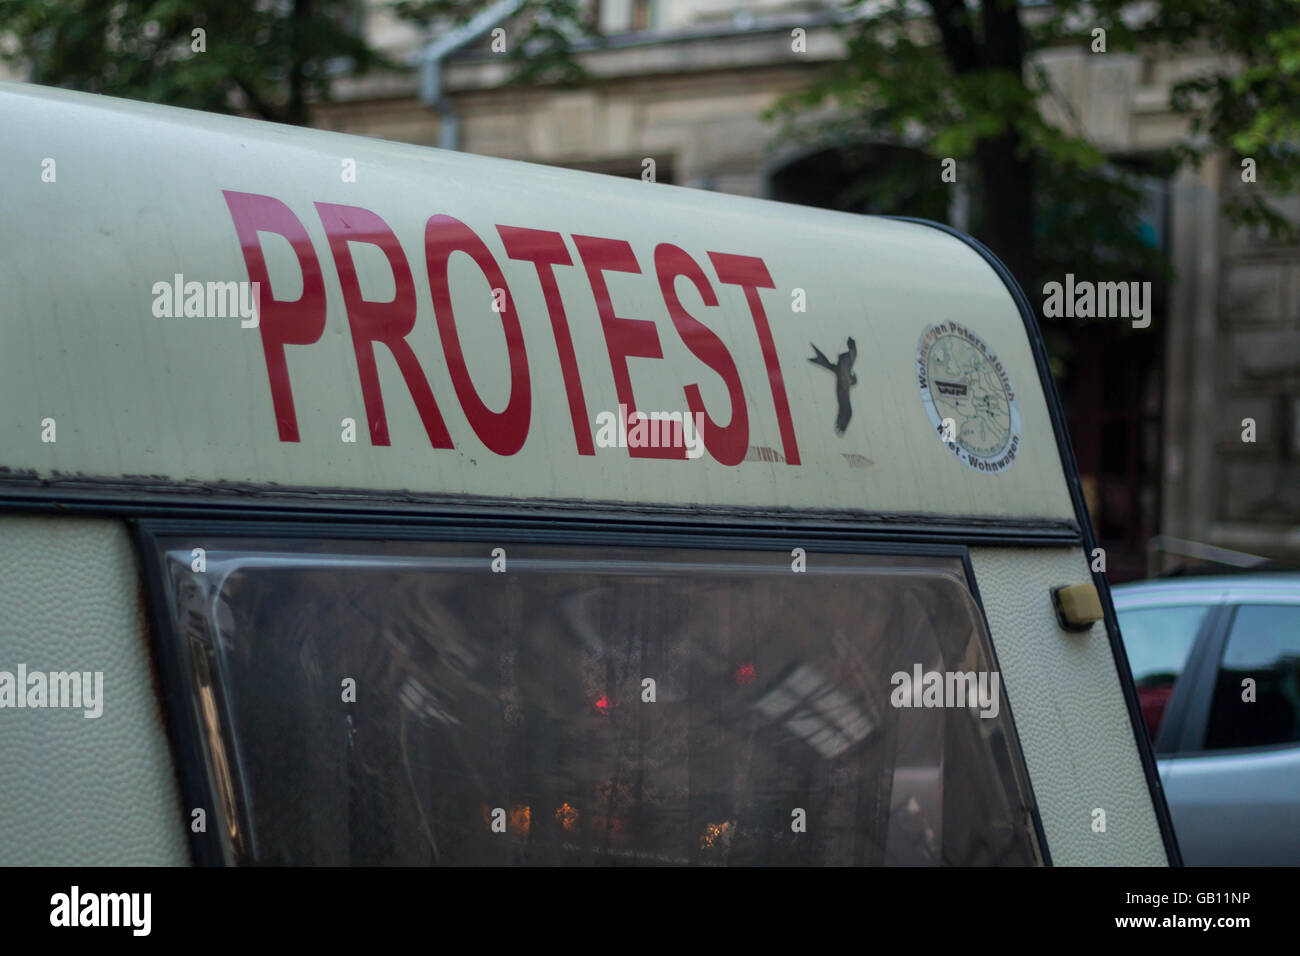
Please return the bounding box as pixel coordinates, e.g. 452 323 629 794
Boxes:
312 0 1300 578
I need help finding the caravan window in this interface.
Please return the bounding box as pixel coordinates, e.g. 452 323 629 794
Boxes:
147 534 1043 865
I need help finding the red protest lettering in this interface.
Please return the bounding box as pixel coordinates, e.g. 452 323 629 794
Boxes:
425 215 531 456
315 202 454 449
574 235 684 460
222 190 326 442
497 225 593 456
707 251 800 466
655 243 749 466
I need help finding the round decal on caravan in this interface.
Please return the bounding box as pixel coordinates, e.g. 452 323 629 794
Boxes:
916 321 1022 474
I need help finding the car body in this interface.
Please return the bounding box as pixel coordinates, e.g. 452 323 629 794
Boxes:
1113 573 1300 865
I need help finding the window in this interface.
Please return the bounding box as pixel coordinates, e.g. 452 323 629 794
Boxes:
1204 605 1300 751
1117 605 1210 744
146 534 1043 866
631 0 654 32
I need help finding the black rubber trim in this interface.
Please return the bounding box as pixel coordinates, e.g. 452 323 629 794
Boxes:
0 482 1082 547
133 521 224 865
890 216 1184 867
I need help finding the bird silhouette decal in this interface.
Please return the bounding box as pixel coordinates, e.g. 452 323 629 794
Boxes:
809 337 858 435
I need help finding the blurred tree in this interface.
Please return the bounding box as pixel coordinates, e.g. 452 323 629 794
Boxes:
767 0 1300 301
5 0 1295 293
390 0 1299 300
0 0 391 125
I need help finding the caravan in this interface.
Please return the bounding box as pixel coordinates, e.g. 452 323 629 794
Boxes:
0 82 1178 866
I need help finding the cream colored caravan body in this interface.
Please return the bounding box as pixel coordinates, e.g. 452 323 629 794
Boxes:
0 83 1178 866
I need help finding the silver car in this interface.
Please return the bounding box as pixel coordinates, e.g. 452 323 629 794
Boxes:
1112 574 1300 865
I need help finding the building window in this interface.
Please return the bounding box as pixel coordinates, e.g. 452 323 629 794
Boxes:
631 0 654 32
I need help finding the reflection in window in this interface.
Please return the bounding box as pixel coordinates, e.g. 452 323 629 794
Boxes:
1117 605 1210 745
151 539 1043 866
1206 605 1300 751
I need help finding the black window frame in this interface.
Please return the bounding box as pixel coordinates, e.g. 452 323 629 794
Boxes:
134 514 1052 867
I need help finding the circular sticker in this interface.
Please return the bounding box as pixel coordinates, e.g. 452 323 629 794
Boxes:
916 322 1021 474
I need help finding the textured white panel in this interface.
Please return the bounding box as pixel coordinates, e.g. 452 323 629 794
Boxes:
970 547 1167 865
0 516 190 865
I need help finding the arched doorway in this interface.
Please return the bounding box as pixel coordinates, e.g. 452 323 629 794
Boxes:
763 142 959 225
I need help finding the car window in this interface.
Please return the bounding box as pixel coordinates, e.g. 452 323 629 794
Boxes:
1204 605 1300 751
147 536 1044 866
1117 604 1211 745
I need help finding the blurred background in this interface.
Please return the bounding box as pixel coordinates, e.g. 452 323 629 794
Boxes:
4 0 1298 582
